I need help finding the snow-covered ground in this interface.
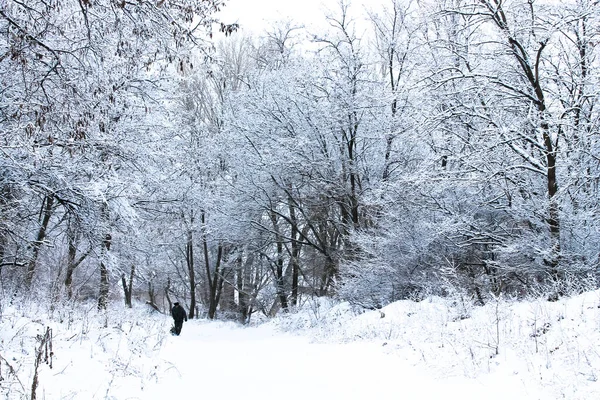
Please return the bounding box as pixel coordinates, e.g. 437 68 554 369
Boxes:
2 291 600 399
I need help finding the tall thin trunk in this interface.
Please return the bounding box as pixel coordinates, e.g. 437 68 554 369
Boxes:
0 185 8 278
202 211 225 319
483 0 561 280
214 262 226 312
65 233 77 299
165 276 172 310
146 279 160 312
269 210 288 311
121 264 134 308
236 255 247 321
64 228 91 299
320 255 337 296
26 194 54 287
382 3 400 182
206 243 223 319
288 201 300 307
219 264 236 313
344 115 361 230
0 234 5 279
237 252 255 323
542 118 561 279
186 225 196 319
97 232 111 310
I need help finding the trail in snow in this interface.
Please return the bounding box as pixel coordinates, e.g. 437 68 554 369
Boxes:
10 295 586 400
138 321 538 400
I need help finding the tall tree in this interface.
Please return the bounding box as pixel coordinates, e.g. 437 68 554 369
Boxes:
1 0 224 299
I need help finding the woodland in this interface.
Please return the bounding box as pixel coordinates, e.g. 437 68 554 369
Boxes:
1 0 599 323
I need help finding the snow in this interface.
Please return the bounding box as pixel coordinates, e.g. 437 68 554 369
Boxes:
2 292 600 399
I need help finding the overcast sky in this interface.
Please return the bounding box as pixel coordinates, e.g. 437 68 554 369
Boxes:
217 0 386 35
218 0 332 33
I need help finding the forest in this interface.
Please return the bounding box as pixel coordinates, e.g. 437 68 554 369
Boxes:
1 0 599 323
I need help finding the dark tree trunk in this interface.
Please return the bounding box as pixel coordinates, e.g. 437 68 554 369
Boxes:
0 233 6 279
483 1 561 281
269 210 288 311
206 244 223 319
236 255 248 322
121 264 134 308
65 234 77 299
382 5 401 182
146 279 161 312
219 264 236 313
289 202 300 307
186 226 196 319
237 252 255 324
202 211 225 320
165 276 172 311
290 259 299 307
64 228 91 299
319 255 337 296
543 119 561 281
0 184 8 278
97 232 112 310
26 194 54 287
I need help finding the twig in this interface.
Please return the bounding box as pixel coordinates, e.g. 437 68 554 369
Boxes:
0 353 27 392
31 327 53 400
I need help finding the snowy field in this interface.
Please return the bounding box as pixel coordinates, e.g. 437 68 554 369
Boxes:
2 291 600 399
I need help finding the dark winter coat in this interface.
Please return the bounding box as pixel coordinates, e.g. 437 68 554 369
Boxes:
171 304 188 322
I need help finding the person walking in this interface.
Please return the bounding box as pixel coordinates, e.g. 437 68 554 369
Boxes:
171 302 188 335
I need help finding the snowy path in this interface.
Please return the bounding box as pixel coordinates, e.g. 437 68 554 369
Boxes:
138 320 537 400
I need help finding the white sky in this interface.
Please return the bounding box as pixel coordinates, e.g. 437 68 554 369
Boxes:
217 0 386 35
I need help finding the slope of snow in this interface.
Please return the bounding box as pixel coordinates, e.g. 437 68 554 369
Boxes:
274 292 600 399
1 291 600 399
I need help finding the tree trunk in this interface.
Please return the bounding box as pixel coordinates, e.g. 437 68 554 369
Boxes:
64 227 91 299
237 252 255 323
542 119 561 281
97 232 111 310
65 233 77 299
186 225 196 319
289 202 300 307
269 210 288 311
165 276 172 311
0 184 8 278
202 211 225 319
380 0 404 182
146 279 161 312
121 264 134 308
482 1 562 281
290 257 299 307
219 264 236 313
206 244 223 319
0 232 6 279
25 194 54 287
319 255 337 296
